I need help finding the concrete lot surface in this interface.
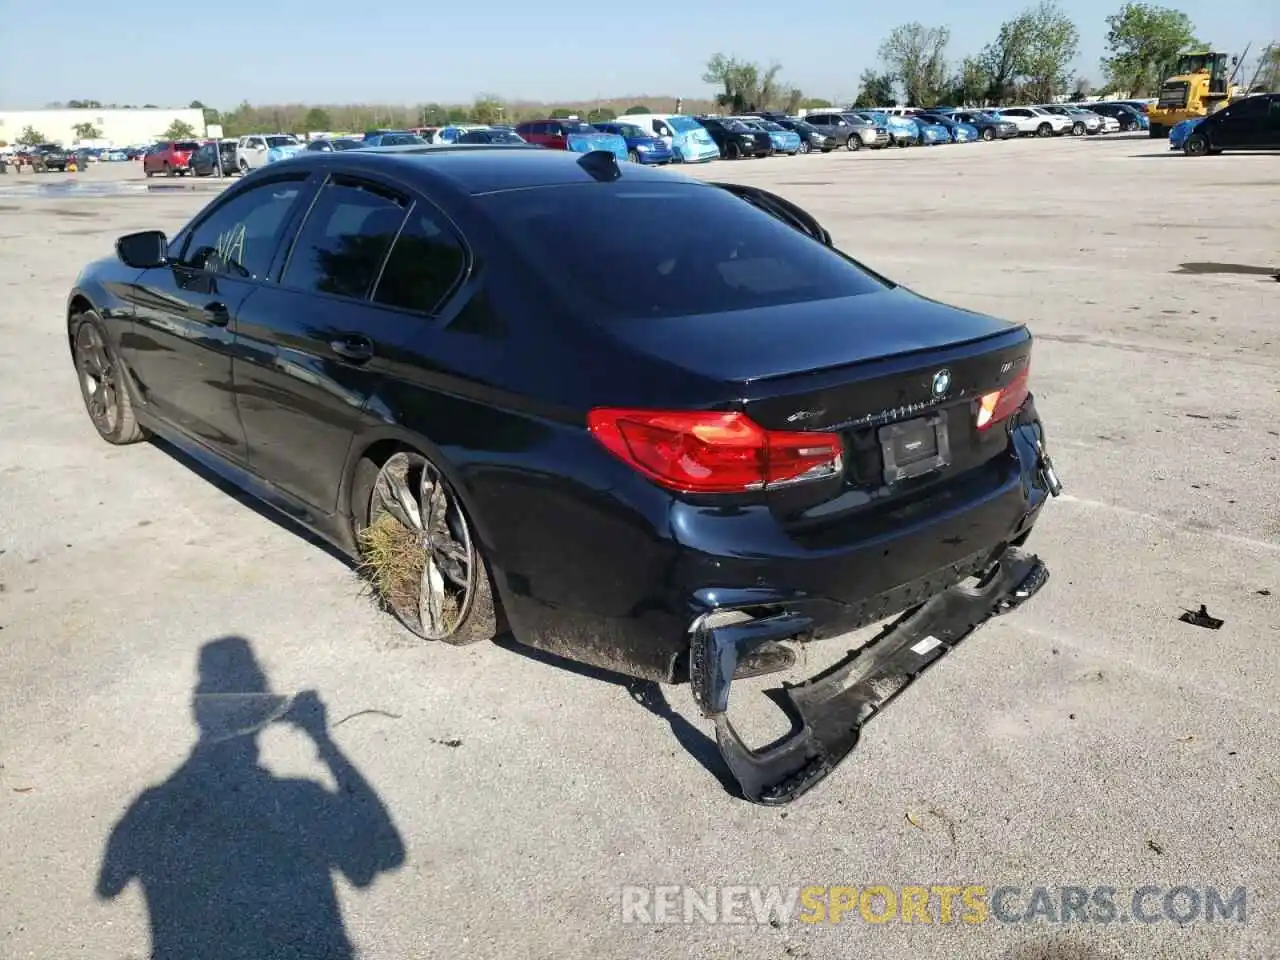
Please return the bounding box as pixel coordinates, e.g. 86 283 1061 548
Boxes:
1 137 1278 960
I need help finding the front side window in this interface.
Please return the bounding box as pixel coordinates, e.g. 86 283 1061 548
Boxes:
478 182 887 321
179 177 307 279
282 179 409 300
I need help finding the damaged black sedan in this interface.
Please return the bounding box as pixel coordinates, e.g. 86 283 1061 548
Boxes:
66 144 1062 804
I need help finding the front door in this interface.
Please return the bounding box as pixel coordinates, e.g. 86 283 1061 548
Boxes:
233 173 470 512
118 173 312 461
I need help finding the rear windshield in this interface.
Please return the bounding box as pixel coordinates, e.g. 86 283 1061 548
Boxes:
175 141 201 151
478 182 886 321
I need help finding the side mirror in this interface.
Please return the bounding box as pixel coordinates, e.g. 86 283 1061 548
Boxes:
116 230 168 269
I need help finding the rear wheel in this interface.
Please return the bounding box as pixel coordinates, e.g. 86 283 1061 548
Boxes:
72 311 145 445
353 451 498 645
627 149 640 163
981 127 995 141
799 140 810 154
239 159 250 174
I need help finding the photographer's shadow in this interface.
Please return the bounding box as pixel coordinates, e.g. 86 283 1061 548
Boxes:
96 636 405 960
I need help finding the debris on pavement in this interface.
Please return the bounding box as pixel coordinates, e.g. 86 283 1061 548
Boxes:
1146 839 1165 855
1178 604 1223 630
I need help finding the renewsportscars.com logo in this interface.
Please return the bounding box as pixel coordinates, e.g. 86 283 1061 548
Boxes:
619 884 1248 926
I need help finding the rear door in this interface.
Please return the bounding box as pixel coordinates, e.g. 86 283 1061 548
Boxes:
1212 96 1269 149
232 172 469 511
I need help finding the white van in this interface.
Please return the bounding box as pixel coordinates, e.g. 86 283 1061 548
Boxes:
612 114 720 163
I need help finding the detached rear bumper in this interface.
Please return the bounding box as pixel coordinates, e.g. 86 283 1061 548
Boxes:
691 546 1051 804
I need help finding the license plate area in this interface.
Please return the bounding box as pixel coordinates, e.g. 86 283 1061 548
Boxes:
879 414 950 484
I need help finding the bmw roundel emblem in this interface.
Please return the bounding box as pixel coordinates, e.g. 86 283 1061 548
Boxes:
931 368 952 397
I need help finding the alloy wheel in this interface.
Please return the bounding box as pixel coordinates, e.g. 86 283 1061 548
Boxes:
981 127 994 141
75 323 120 436
367 452 480 642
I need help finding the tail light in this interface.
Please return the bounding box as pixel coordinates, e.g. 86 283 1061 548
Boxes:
587 408 843 494
976 366 1031 431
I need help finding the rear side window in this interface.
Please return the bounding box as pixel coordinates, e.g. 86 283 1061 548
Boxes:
479 183 887 321
373 206 467 315
282 179 409 300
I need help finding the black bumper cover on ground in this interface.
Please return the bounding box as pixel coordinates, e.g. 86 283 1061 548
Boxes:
690 547 1051 805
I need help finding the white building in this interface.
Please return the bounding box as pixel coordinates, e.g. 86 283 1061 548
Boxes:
0 107 207 148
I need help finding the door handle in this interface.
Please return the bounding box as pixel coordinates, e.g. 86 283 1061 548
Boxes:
330 335 374 363
203 301 230 326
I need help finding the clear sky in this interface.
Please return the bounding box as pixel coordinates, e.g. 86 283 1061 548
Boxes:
0 0 1270 109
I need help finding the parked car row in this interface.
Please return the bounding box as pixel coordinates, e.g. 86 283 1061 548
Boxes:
146 99 1156 183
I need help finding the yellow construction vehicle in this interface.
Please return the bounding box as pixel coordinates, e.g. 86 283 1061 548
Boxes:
1147 47 1246 138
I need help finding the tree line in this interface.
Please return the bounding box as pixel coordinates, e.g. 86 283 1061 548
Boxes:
709 2 1215 111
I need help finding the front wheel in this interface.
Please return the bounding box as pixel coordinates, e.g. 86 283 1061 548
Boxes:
627 149 640 163
72 312 146 445
1036 122 1052 138
981 127 995 141
354 451 499 645
845 135 860 152
1183 134 1209 157
1071 122 1086 136
239 159 250 174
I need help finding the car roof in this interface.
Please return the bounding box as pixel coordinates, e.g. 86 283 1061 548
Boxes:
272 145 687 196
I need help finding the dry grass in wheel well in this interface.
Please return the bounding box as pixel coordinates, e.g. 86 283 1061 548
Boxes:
355 512 426 613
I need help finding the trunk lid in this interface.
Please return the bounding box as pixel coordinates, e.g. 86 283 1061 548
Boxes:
606 287 1015 383
605 287 1032 524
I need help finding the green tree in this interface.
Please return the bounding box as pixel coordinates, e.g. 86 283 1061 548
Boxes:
446 107 469 123
1101 3 1197 96
1022 1 1080 101
72 122 103 140
703 53 794 111
800 97 833 109
470 96 504 124
878 23 951 106
303 107 333 130
586 107 617 122
419 103 449 126
161 119 198 140
853 70 895 107
549 106 573 117
948 57 991 105
623 104 652 114
981 9 1038 103
17 126 47 145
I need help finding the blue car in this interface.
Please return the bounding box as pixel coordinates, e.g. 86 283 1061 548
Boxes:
914 118 951 145
735 117 803 155
917 113 980 143
1168 117 1204 150
861 112 919 147
591 122 674 164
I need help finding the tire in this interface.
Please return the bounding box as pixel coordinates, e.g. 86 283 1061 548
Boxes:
72 311 146 445
164 162 174 176
981 127 995 141
1036 122 1052 138
799 140 810 154
627 149 640 163
239 159 250 174
725 141 741 160
1184 134 1209 157
145 168 154 178
352 450 499 646
1071 122 1085 136
845 135 860 152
